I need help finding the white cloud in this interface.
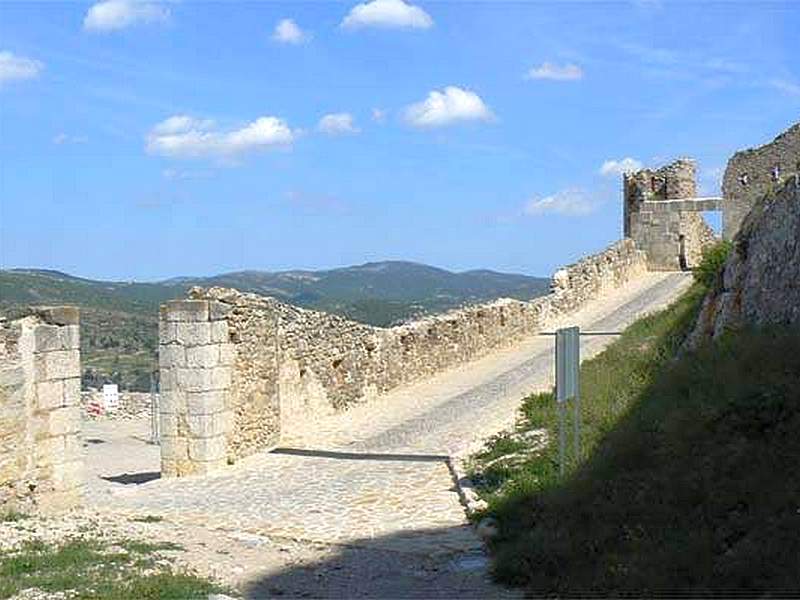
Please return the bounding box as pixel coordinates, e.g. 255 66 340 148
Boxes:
770 78 800 97
83 0 169 32
523 189 597 217
146 114 295 160
341 0 433 30
371 108 387 123
318 113 360 135
53 133 88 145
599 157 643 176
0 51 43 86
272 18 310 44
525 62 584 81
404 86 493 128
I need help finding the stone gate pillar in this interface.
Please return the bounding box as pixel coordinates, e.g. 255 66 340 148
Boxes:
158 300 234 477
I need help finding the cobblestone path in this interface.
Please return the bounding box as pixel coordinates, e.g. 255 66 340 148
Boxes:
82 272 691 596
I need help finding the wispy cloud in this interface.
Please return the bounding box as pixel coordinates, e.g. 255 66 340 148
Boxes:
146 114 296 161
599 157 643 176
341 0 433 30
372 108 387 123
525 62 584 82
770 78 800 97
318 112 360 135
272 18 311 45
83 0 169 32
523 188 598 217
404 86 493 128
0 51 43 87
53 133 89 145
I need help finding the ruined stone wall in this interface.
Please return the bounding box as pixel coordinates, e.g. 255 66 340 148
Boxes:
159 239 647 475
0 308 83 512
625 158 719 270
688 176 800 346
722 122 800 241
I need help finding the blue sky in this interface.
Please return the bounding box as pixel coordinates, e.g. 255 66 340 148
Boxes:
1 0 798 281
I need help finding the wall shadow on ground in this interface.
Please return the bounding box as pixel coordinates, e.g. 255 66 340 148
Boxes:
242 523 516 599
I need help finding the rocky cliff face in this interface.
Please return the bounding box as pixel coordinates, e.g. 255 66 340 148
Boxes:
688 176 800 346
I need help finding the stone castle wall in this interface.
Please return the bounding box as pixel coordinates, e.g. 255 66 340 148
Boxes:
159 239 647 476
722 122 800 241
0 308 83 512
625 158 719 270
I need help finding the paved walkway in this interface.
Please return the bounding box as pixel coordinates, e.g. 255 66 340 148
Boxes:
82 272 692 595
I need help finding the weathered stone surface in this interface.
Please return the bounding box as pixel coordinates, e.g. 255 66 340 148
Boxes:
688 176 800 345
160 239 647 473
1 309 82 512
163 300 210 322
723 122 800 241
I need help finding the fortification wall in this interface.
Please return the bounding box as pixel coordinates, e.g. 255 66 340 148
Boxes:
722 122 800 241
159 239 647 476
0 308 83 512
624 158 718 270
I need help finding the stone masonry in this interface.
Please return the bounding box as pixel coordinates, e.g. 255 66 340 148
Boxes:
624 158 719 270
158 300 236 477
0 307 83 512
158 239 647 476
722 122 800 240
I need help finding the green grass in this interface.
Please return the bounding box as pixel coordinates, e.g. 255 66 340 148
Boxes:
0 510 30 523
0 537 226 599
130 515 165 524
469 284 800 594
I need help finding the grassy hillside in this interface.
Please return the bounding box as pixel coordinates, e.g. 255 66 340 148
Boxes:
468 279 800 593
0 263 549 391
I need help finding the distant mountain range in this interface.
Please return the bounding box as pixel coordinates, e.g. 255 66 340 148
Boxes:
0 262 549 390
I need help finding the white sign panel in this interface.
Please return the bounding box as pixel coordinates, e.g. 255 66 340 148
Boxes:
556 326 580 403
102 384 120 412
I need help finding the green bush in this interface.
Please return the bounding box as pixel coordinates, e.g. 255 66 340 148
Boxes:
694 240 733 289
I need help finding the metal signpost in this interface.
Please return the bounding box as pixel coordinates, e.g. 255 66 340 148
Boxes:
544 327 621 477
149 370 160 445
555 326 580 476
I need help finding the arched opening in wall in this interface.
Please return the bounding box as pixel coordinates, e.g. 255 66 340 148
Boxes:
702 210 723 237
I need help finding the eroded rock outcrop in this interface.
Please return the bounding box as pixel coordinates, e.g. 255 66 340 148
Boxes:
688 176 800 345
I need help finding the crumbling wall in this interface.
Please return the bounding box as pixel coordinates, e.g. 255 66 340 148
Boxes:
625 158 719 270
722 122 800 240
0 308 83 512
159 239 647 476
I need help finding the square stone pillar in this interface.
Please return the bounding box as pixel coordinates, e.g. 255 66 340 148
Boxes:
159 299 234 477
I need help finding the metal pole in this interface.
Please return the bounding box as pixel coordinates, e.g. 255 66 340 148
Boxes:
150 370 159 445
556 334 565 478
574 328 581 464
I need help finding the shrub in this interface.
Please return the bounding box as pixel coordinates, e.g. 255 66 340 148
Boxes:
694 240 733 289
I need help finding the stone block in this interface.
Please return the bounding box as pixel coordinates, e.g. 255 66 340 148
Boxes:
160 436 189 461
218 343 236 366
159 368 178 392
186 345 219 368
209 301 232 321
176 322 212 346
177 367 213 392
190 459 227 476
47 407 80 436
35 435 65 468
159 320 178 344
51 459 84 492
62 378 81 407
159 344 186 368
34 325 78 352
210 321 229 343
186 390 226 415
188 435 226 462
210 367 231 390
34 350 80 382
159 412 180 437
35 380 64 411
158 390 185 414
187 413 226 438
34 307 79 326
0 365 24 389
164 300 209 323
